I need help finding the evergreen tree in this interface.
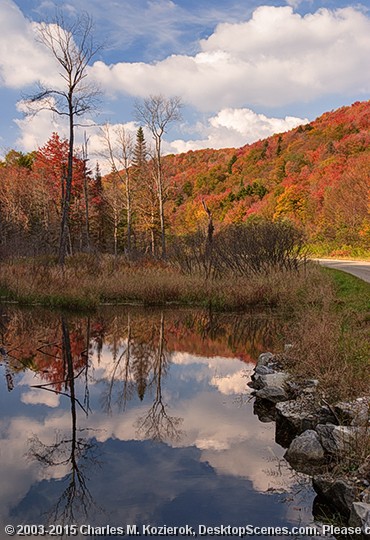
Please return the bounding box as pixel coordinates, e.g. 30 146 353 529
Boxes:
132 127 158 255
132 127 147 168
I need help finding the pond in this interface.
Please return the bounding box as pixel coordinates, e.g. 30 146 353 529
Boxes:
0 306 321 539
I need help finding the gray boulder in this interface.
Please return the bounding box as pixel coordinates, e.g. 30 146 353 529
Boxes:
255 386 288 403
257 352 274 367
313 476 355 519
315 424 358 456
276 396 318 432
250 371 289 391
334 398 370 426
349 502 370 537
284 430 326 467
255 365 275 376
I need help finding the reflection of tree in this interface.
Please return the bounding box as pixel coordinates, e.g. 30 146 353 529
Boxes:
167 308 280 361
27 316 98 526
100 313 135 414
136 313 183 443
97 311 183 442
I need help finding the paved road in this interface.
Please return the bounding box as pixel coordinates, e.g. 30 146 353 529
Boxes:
314 259 370 283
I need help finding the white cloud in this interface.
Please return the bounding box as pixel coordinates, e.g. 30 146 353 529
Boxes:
14 101 139 172
210 369 251 395
0 1 57 88
90 6 370 110
5 2 369 156
15 100 64 150
169 108 307 152
15 100 307 159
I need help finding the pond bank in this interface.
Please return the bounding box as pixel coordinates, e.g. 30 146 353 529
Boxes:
249 352 370 537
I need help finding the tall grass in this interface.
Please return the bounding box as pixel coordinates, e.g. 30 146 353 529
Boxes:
282 268 370 401
0 253 315 311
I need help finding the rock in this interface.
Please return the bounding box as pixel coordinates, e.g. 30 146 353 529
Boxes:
359 457 370 483
306 379 319 388
284 430 326 468
255 365 275 376
316 405 338 425
254 386 288 403
275 396 319 446
263 372 289 388
315 424 358 456
257 352 274 367
313 476 355 519
253 398 276 423
361 487 370 504
349 502 370 537
334 398 370 427
250 371 289 391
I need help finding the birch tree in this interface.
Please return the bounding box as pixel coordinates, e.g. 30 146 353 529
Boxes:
101 124 134 256
135 95 182 258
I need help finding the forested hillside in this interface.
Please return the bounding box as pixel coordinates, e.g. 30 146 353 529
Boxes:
165 100 369 253
0 100 369 258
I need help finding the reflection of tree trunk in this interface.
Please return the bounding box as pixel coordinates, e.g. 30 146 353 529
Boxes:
103 313 133 414
62 317 78 473
155 312 165 400
27 316 96 525
83 316 90 410
136 311 183 442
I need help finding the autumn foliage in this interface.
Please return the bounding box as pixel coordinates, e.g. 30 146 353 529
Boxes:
165 100 370 252
0 100 369 258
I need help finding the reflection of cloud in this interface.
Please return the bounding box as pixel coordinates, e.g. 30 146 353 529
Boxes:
18 370 61 407
21 389 60 408
1 352 303 528
210 369 251 395
12 438 303 529
0 414 71 523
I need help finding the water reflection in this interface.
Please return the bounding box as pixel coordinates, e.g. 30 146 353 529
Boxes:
0 306 316 538
27 316 97 526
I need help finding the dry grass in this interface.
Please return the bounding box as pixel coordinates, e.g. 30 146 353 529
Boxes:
282 270 370 402
0 253 319 311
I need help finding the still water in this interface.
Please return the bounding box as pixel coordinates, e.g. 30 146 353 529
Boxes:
0 306 318 539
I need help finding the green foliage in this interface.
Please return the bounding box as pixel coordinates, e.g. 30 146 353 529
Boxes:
235 181 268 200
183 181 193 197
227 154 237 174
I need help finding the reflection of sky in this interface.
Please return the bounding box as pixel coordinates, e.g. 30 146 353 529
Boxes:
0 344 316 537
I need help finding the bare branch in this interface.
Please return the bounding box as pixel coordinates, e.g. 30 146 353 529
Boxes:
24 9 102 265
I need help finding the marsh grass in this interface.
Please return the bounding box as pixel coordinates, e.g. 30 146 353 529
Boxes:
0 253 316 311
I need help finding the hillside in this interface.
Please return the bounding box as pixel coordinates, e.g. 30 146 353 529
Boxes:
164 101 370 253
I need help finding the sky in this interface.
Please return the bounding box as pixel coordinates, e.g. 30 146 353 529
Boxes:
0 0 369 167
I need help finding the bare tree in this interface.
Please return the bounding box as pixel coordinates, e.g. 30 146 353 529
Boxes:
135 95 182 258
27 11 101 265
101 124 134 256
80 133 91 252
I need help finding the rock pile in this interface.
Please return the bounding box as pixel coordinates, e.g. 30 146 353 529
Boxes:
249 352 370 537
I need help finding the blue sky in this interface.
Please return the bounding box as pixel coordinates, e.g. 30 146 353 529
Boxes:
1 0 369 166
